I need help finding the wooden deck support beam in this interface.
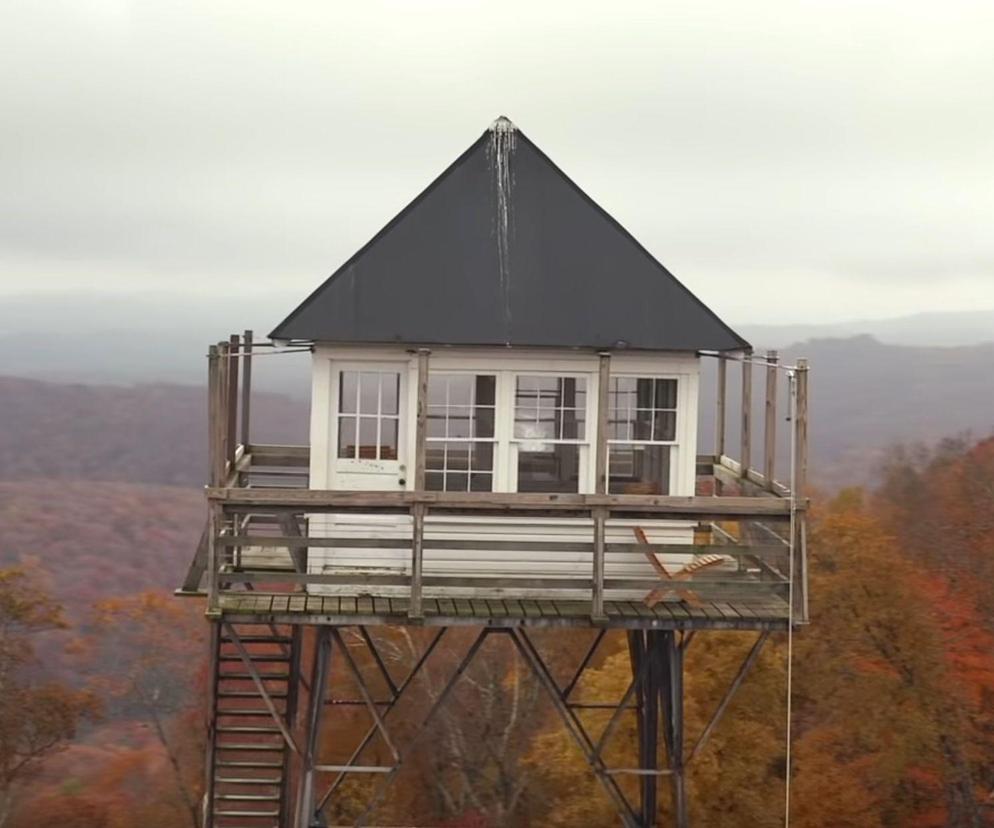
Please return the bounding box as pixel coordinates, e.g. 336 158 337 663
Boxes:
295 627 331 828
660 630 688 828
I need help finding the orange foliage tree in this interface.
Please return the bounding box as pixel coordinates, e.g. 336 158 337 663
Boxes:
0 567 98 828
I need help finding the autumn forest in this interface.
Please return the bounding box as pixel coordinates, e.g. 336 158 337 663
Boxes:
2 379 994 827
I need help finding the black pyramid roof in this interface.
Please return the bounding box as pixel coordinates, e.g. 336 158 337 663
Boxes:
271 118 749 352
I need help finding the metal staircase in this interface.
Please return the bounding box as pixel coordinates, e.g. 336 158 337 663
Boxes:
207 623 301 828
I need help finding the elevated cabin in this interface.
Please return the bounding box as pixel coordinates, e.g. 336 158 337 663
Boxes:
184 117 810 828
187 116 809 630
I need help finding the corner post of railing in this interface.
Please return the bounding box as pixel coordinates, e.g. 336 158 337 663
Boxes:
240 329 254 451
763 350 779 489
227 334 240 470
206 343 222 616
793 358 809 623
740 352 753 478
410 348 430 619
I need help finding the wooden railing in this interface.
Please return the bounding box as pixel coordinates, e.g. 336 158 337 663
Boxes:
187 335 809 626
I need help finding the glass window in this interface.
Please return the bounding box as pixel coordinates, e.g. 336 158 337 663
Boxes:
514 375 587 492
608 377 676 442
425 374 496 492
337 371 401 460
607 377 677 494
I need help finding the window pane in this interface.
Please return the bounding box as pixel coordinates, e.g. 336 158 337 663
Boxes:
428 376 447 405
359 372 380 415
634 408 653 440
470 442 494 472
425 472 444 491
427 407 446 438
446 472 469 491
358 417 377 459
447 406 472 438
518 414 555 440
380 419 398 460
559 408 585 440
653 411 676 441
655 379 677 409
339 372 358 414
381 374 400 415
337 417 356 458
609 444 670 495
636 378 655 408
446 444 470 471
448 375 473 405
517 445 581 493
475 375 496 406
426 445 446 471
474 407 495 439
470 473 493 492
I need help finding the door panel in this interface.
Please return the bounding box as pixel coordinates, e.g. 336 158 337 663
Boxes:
332 366 407 491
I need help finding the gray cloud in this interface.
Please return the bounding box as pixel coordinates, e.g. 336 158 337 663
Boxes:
1 0 992 323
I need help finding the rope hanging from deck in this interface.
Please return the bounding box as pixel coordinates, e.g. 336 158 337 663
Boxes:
784 368 799 827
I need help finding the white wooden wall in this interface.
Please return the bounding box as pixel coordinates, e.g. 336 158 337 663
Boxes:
306 345 702 598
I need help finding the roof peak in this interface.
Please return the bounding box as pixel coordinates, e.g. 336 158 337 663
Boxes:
489 115 517 133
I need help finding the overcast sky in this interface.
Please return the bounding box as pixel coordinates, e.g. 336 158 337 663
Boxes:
2 0 992 324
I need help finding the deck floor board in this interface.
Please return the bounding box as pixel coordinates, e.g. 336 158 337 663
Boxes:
216 592 790 631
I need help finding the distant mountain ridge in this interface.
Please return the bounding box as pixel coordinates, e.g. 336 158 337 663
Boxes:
1 292 992 392
2 331 992 490
739 309 994 349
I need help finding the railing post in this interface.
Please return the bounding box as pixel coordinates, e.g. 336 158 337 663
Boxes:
595 352 611 495
227 334 240 469
208 344 221 488
740 354 752 477
592 507 608 621
240 329 253 449
410 503 425 619
793 359 808 502
410 348 430 619
763 350 778 488
793 358 810 623
715 355 727 459
413 348 430 492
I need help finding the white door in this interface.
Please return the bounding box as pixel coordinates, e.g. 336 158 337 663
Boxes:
332 364 407 491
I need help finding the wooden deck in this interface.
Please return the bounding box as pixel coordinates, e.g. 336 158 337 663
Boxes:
217 592 790 631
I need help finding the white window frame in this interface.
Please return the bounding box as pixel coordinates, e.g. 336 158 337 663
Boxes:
605 374 681 495
308 346 700 498
424 370 499 492
507 371 593 494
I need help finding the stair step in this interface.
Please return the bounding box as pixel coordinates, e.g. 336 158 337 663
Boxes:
219 672 291 680
220 636 293 645
215 794 282 802
215 776 283 785
218 726 284 734
217 760 285 769
217 708 286 717
219 655 292 664
212 810 280 818
216 743 285 752
218 690 289 699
